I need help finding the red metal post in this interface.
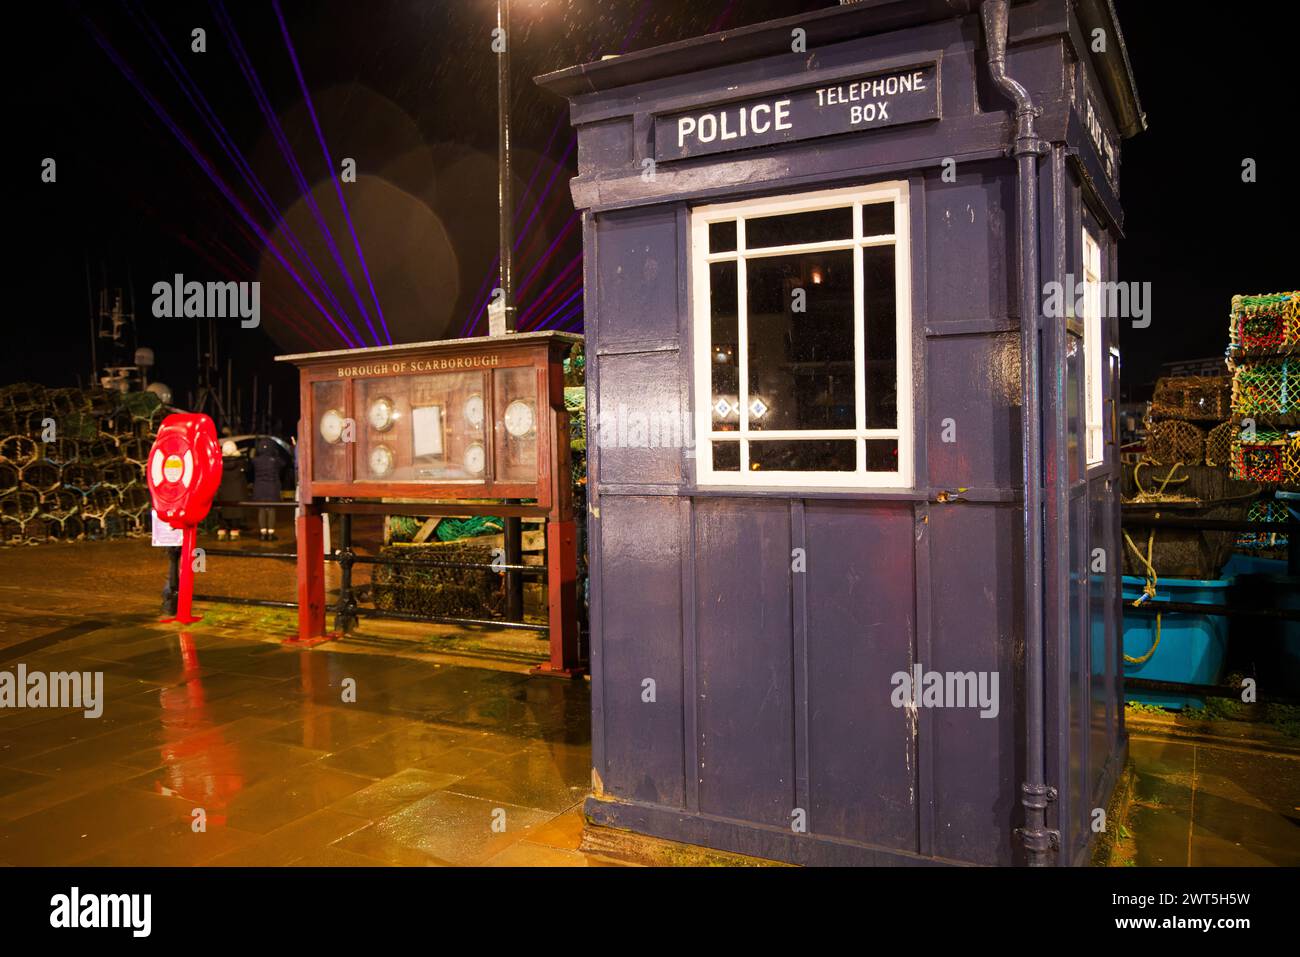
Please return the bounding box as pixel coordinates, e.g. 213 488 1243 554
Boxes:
162 525 203 624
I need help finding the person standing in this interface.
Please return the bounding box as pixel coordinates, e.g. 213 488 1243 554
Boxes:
252 437 284 541
217 440 249 541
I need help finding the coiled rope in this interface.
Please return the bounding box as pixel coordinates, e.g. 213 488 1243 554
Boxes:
1120 460 1188 665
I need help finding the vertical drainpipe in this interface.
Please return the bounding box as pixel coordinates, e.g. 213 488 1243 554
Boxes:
979 0 1057 865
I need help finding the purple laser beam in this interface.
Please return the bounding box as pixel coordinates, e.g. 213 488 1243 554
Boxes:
214 1 380 346
83 18 360 348
273 0 391 344
131 0 365 347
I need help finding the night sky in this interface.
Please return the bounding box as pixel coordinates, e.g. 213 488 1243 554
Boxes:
7 1 1298 433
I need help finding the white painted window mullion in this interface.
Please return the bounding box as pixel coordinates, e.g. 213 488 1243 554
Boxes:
736 217 750 472
892 185 913 487
854 201 867 474
690 181 913 488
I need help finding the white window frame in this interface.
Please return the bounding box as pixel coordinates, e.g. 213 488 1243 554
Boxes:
1081 227 1105 466
691 181 913 488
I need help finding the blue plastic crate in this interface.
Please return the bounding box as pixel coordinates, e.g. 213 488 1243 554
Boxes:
1122 575 1229 710
1276 577 1300 694
1220 553 1287 578
1223 557 1300 696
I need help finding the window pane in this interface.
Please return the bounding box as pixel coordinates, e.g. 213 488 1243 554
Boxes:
1082 229 1105 466
861 202 894 237
746 207 852 248
353 371 490 485
1067 332 1081 483
750 440 855 472
746 249 855 431
709 261 739 430
312 380 348 483
712 441 740 471
493 366 537 485
864 439 898 472
709 220 737 253
863 244 897 429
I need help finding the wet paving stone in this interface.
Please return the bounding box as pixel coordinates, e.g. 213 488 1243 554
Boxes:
413 746 519 778
219 764 377 835
123 738 328 802
72 817 262 867
444 745 589 813
0 546 614 866
1125 732 1300 868
331 821 449 866
511 806 584 851
253 706 408 752
285 844 399 867
360 791 554 865
207 809 373 866
0 762 146 823
483 842 594 866
0 700 160 764
0 765 50 800
0 784 194 865
332 768 465 820
319 725 469 779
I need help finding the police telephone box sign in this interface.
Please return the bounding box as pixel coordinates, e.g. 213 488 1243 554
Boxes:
655 62 939 161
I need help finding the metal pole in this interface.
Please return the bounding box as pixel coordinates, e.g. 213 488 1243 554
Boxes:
85 256 98 386
982 0 1056 865
496 0 524 618
505 515 524 621
496 0 515 334
334 513 357 635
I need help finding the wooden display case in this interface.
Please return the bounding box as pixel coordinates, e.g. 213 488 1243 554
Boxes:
278 330 583 674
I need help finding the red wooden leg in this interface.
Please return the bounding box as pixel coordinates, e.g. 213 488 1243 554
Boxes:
533 518 584 677
289 510 330 645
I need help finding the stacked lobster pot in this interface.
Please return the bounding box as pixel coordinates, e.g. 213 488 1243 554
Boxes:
1121 320 1270 711
1125 371 1255 580
1227 292 1300 554
0 382 164 545
1146 373 1231 468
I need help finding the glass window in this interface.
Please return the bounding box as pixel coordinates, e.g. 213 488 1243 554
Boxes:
355 371 488 484
709 261 739 430
1082 228 1105 466
861 202 894 238
493 366 538 485
312 380 348 483
693 182 912 487
746 249 855 432
746 207 853 248
708 220 737 253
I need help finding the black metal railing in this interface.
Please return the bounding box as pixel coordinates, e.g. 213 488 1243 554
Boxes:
167 501 548 636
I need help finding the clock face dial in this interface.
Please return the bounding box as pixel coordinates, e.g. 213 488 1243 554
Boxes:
319 408 345 444
463 393 484 430
464 441 486 475
503 399 535 438
368 396 395 432
368 444 395 477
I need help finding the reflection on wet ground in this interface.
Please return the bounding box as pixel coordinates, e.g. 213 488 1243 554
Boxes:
0 614 604 866
1124 732 1300 866
3 541 1297 867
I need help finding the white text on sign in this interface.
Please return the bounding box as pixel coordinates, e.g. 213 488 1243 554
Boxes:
677 99 793 149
